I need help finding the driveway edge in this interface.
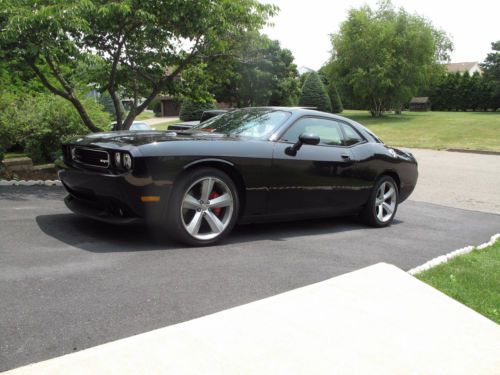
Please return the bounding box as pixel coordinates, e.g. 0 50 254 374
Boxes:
408 233 500 275
0 180 61 186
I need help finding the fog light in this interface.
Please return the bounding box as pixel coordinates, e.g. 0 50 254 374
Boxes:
114 152 122 168
123 153 132 170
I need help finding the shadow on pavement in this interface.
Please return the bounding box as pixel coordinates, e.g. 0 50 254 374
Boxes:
35 213 398 253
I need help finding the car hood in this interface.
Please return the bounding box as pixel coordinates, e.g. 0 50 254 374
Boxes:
69 130 236 148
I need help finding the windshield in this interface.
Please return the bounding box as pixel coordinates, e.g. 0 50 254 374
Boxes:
193 109 291 139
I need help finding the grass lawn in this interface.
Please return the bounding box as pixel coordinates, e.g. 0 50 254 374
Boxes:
135 111 155 121
416 239 500 323
341 110 500 152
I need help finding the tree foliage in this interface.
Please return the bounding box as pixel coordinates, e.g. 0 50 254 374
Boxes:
298 72 332 112
0 0 276 131
481 41 500 110
0 93 109 162
328 83 343 113
429 72 499 111
179 99 216 121
208 32 300 107
98 92 125 121
328 0 452 116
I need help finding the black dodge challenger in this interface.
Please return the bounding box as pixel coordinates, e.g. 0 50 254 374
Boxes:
59 107 418 246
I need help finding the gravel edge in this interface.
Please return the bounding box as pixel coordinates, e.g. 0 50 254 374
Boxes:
408 233 500 275
0 180 62 186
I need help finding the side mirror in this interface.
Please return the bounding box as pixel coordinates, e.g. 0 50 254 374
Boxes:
285 133 320 156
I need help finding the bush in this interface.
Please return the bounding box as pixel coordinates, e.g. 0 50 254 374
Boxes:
298 72 332 113
148 97 162 117
0 92 21 151
179 100 216 121
3 93 110 163
328 83 344 113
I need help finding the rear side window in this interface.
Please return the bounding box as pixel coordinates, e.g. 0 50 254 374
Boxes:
281 117 344 146
341 123 365 146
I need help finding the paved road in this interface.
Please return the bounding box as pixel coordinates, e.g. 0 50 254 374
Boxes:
1 186 499 371
409 149 500 214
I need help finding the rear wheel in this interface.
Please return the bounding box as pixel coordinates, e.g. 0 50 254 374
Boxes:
360 175 398 227
165 168 239 246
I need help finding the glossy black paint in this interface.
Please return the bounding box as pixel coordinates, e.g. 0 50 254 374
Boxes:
58 108 418 225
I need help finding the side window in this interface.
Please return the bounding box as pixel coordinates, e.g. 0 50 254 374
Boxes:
341 123 364 146
281 117 344 146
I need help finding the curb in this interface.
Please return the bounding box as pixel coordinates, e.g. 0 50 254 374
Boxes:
408 233 500 275
0 179 62 186
446 149 500 156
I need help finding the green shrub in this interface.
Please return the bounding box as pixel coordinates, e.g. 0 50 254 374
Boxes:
153 101 162 117
298 72 332 113
0 92 21 151
7 93 110 163
328 83 344 113
147 97 163 117
179 100 216 121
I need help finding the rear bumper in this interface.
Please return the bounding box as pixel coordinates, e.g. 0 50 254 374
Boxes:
58 167 172 224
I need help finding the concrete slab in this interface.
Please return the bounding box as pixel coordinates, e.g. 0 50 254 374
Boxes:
5 263 500 375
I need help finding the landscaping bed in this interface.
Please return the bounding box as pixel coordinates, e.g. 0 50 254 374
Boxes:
416 238 500 323
1 157 58 181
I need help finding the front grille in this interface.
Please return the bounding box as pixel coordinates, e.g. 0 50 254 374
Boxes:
73 147 109 168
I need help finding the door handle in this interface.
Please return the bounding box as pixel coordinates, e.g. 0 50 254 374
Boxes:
341 153 351 160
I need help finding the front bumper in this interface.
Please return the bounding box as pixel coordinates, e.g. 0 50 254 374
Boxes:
58 166 172 224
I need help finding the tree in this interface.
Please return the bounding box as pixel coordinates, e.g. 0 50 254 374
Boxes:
328 83 344 113
298 72 332 112
98 92 125 121
481 41 500 111
0 0 276 131
328 0 452 116
179 100 216 121
208 32 300 107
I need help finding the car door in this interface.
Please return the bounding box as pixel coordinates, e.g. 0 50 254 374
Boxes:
269 116 362 216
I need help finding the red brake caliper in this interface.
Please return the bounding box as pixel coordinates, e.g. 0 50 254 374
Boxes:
209 191 222 216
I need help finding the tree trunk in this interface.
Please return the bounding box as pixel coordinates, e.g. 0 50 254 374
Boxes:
370 99 384 117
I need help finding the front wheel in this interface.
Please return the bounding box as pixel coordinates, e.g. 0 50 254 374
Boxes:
360 175 398 227
165 168 239 246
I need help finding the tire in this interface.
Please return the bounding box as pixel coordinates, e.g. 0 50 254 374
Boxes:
360 175 398 227
165 167 239 246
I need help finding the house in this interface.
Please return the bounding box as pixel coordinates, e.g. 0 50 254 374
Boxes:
159 96 180 116
444 62 482 76
297 66 314 75
409 97 431 112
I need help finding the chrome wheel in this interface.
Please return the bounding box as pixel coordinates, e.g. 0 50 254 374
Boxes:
180 177 234 241
375 181 397 223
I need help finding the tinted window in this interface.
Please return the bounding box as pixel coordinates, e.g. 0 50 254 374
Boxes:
281 117 344 146
194 109 291 139
341 123 364 146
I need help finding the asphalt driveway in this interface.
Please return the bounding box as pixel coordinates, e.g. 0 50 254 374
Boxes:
1 186 499 371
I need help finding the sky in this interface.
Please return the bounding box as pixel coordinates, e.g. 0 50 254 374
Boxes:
262 0 500 70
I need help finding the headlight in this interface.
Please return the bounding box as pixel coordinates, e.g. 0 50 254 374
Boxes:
123 153 133 170
114 152 122 168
